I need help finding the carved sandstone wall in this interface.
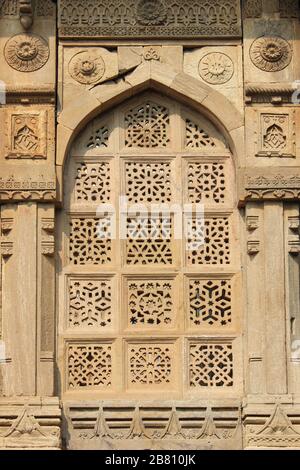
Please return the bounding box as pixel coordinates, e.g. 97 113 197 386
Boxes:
0 0 300 450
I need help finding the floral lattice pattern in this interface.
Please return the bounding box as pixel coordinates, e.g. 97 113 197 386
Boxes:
128 280 173 327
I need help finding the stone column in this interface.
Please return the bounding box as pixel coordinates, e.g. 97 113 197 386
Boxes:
0 3 60 449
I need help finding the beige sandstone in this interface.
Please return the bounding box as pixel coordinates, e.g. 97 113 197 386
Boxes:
0 0 300 450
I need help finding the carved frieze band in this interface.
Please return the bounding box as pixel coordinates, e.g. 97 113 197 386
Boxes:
242 173 300 201
0 403 61 449
58 0 242 39
67 403 241 446
0 176 56 201
245 84 297 105
244 404 300 448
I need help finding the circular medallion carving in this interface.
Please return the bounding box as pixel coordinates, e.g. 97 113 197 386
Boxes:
136 0 167 25
4 34 49 72
250 36 292 72
69 51 106 85
198 53 234 85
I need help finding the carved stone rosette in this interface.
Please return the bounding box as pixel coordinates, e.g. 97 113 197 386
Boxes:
68 51 106 85
4 33 50 72
250 36 292 72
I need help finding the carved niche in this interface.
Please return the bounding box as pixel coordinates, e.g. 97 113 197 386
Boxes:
254 111 296 158
58 0 242 39
5 110 47 159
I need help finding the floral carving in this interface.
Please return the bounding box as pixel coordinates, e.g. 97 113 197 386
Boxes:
198 53 234 85
143 46 160 61
250 36 292 72
59 0 241 38
136 0 166 25
69 51 105 85
4 33 49 72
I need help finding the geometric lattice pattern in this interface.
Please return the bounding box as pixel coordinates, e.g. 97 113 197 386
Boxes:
68 343 112 388
128 280 173 327
63 94 239 396
74 162 111 203
189 279 231 327
187 162 226 204
69 218 112 265
125 102 170 148
126 217 173 265
187 217 230 265
185 118 218 149
86 125 109 149
68 279 112 328
128 344 172 386
189 343 233 387
125 161 171 203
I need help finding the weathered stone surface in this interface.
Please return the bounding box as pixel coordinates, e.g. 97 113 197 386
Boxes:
1 0 300 451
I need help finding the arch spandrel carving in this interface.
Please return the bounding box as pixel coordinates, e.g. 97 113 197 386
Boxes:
56 62 244 180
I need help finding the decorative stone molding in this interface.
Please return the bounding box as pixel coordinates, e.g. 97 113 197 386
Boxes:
66 402 242 449
240 170 300 202
198 53 234 85
245 84 296 104
0 176 56 201
0 399 61 449
5 86 55 105
58 0 242 39
4 33 50 72
244 404 300 448
250 36 292 72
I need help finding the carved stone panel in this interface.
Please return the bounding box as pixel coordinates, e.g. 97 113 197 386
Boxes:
246 108 297 165
58 0 242 39
5 110 47 160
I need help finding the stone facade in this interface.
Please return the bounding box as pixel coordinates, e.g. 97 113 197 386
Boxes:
0 0 300 450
